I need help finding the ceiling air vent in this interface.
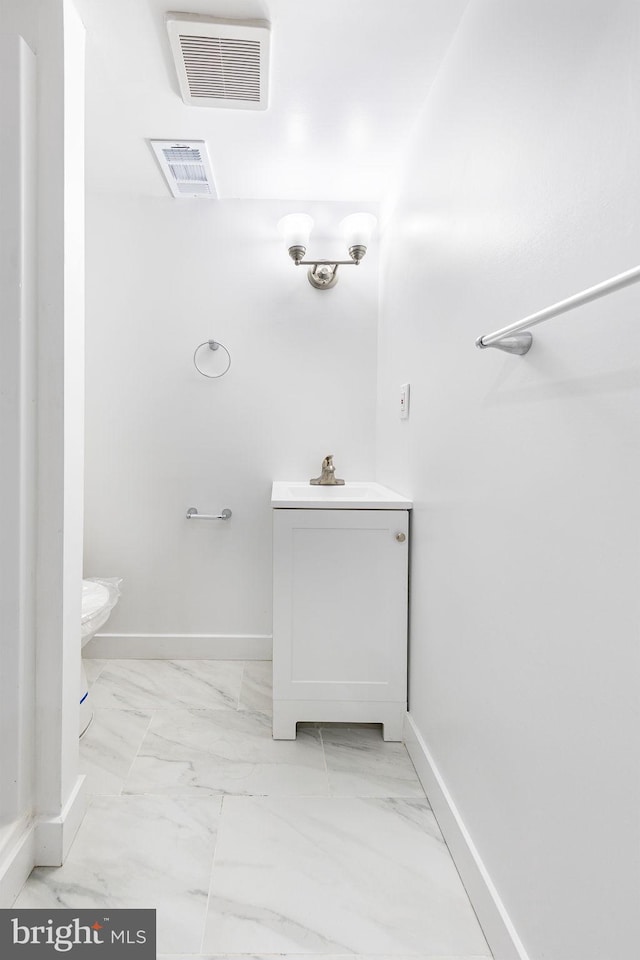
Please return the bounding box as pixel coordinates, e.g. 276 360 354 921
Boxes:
149 140 217 199
166 13 270 110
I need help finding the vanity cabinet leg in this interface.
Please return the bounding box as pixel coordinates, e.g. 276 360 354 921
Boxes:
272 702 298 740
381 704 407 742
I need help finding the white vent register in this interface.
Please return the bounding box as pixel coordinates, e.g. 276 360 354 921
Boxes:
167 13 270 110
149 140 217 198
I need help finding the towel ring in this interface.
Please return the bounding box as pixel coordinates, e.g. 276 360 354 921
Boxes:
193 340 231 379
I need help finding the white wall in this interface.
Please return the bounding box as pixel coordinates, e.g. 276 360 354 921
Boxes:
84 198 378 651
377 1 640 958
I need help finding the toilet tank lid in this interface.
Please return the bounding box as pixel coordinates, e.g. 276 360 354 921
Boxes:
82 579 111 624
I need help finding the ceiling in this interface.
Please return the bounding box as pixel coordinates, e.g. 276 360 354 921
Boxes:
75 0 469 202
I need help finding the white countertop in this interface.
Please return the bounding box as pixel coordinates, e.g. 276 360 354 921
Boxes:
271 481 412 509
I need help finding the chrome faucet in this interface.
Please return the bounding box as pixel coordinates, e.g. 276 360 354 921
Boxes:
310 454 345 486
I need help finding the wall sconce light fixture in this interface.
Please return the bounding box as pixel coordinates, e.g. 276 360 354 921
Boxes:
277 212 377 289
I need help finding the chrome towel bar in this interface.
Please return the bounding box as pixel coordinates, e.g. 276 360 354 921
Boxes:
186 507 232 521
476 264 640 355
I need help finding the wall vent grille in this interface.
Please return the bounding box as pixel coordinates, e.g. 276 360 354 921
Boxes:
167 14 270 110
149 140 217 199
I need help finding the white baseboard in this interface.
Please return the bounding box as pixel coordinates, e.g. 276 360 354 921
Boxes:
404 713 530 960
83 633 273 660
0 776 88 900
0 819 35 907
35 774 87 867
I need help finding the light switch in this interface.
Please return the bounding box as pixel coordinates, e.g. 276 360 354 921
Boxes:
400 383 410 419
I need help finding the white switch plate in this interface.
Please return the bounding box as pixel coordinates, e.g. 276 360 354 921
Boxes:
400 383 410 419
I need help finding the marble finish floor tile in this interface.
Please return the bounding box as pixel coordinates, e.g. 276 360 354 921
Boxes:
123 708 329 797
79 708 152 796
19 662 493 958
15 795 221 955
202 797 491 957
238 660 273 716
90 659 243 710
82 657 108 685
321 724 426 798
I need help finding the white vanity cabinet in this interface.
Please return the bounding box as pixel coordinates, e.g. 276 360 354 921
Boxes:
271 483 412 741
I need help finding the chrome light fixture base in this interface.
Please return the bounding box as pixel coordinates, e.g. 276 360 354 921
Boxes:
287 244 306 264
348 244 367 263
307 264 339 289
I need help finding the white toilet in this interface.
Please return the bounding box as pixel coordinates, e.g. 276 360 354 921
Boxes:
80 578 121 736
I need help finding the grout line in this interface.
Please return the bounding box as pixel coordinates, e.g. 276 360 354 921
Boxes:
117 708 155 795
198 794 225 955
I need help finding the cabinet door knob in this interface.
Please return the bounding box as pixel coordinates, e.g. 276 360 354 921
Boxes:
395 532 406 542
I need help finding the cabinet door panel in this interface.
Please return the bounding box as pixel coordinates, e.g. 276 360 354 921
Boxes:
273 509 408 702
